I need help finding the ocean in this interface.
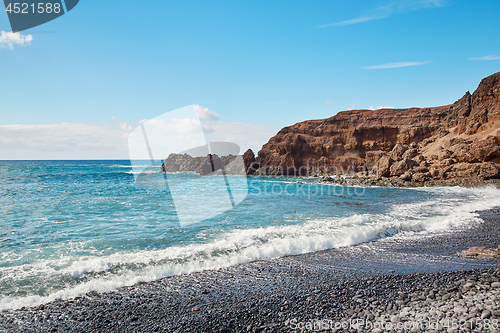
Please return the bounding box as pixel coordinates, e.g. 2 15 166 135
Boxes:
1 160 500 311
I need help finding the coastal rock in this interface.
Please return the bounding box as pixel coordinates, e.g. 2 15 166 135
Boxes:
390 144 408 161
375 155 393 177
390 159 419 177
255 71 500 185
458 246 500 259
243 149 259 174
411 172 427 182
161 152 252 175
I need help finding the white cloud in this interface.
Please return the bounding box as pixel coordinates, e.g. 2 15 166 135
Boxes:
0 31 33 49
363 61 430 69
325 100 335 106
200 122 278 155
0 120 278 160
319 0 447 27
376 106 395 109
469 55 500 61
0 122 130 160
195 104 220 121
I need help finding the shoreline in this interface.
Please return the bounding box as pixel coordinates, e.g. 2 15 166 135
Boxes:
318 174 500 188
1 209 499 332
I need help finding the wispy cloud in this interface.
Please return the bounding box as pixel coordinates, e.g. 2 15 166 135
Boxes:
320 16 377 28
195 104 221 121
319 0 447 27
0 122 130 159
469 55 500 61
363 61 430 69
0 120 277 160
0 31 33 49
325 100 335 106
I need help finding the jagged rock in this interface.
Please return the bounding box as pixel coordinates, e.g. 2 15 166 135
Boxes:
399 172 412 181
390 159 419 177
161 153 246 175
253 71 500 184
365 151 386 167
452 145 478 163
401 148 418 160
375 155 393 177
390 144 408 161
243 149 259 174
412 166 429 174
412 172 427 182
479 162 500 179
471 137 500 162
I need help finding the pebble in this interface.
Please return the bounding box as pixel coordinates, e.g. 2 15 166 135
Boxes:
1 237 500 333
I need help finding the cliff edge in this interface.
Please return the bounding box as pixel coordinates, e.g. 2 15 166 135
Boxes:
256 71 500 185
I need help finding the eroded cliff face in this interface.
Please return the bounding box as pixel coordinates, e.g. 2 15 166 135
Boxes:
256 71 500 182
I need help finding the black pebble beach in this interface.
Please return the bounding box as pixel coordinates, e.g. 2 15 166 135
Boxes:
1 209 500 333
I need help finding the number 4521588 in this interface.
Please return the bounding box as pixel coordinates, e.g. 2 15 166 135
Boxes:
6 2 61 14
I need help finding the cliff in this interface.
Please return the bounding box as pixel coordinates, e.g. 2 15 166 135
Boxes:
256 71 500 184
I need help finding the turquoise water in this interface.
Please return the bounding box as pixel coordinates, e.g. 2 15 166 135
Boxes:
1 160 500 310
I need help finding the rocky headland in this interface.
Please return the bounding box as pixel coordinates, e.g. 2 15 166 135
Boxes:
252 71 500 187
161 71 500 187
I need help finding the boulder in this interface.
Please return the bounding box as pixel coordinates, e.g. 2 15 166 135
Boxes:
376 155 393 177
390 159 419 177
479 162 500 179
402 148 418 160
458 246 500 259
471 137 500 162
399 172 412 181
452 145 478 163
390 144 408 161
412 172 427 182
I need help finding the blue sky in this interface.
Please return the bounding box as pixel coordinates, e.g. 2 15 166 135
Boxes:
1 0 500 159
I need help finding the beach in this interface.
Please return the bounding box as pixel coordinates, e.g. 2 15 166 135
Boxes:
1 208 499 333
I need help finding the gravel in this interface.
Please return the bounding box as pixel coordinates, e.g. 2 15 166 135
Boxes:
1 209 499 332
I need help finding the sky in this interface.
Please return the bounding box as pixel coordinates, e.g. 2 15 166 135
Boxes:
1 0 500 159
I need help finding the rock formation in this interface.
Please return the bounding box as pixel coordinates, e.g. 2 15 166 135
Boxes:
161 153 246 175
255 71 500 185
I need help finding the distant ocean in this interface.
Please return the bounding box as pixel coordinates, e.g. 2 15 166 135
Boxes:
1 160 500 311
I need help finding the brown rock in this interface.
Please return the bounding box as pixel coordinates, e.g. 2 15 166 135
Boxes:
390 144 408 161
365 150 386 167
243 149 259 174
255 71 500 184
471 137 500 162
452 145 478 163
412 172 427 182
402 148 418 160
399 172 412 181
479 162 500 179
458 246 500 259
412 166 429 174
375 155 393 177
390 159 419 177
